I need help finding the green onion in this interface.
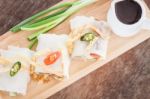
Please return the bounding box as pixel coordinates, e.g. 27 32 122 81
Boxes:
28 39 38 49
31 8 68 24
21 13 64 31
27 0 97 41
10 0 97 49
10 61 21 77
28 16 67 41
10 2 75 32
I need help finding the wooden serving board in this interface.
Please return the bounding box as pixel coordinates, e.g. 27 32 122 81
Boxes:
0 0 150 99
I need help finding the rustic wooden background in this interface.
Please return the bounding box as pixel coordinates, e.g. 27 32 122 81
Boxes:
0 0 149 99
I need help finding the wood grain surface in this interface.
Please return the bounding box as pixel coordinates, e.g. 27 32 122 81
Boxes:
0 0 149 99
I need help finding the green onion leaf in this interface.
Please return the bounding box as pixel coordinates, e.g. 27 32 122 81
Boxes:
28 16 67 41
10 1 75 32
21 13 64 31
28 39 38 49
31 8 68 24
27 0 97 40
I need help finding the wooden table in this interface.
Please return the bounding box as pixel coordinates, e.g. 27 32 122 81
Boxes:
0 0 149 99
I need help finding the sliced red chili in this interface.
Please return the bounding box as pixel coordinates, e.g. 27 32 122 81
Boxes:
90 53 100 59
44 51 61 65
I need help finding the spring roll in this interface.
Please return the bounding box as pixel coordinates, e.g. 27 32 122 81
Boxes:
0 46 33 95
34 34 70 78
69 16 111 59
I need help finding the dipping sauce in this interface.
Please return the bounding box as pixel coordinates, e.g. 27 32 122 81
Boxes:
115 0 142 24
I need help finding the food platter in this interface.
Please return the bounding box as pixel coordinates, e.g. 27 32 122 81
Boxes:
0 0 150 99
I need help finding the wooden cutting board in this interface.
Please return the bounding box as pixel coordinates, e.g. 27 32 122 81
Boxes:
0 0 150 99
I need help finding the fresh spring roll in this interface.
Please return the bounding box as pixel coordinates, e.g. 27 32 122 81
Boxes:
34 34 70 78
68 16 111 59
0 46 34 95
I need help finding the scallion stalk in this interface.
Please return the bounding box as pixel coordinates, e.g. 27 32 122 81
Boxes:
28 39 38 49
31 8 68 24
28 16 67 41
21 13 65 31
10 2 75 32
28 17 65 49
27 0 97 41
11 0 97 49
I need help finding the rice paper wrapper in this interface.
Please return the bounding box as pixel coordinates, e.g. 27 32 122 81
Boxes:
71 40 88 58
70 16 111 59
0 46 33 95
70 16 111 39
35 34 70 78
90 38 108 59
72 38 108 59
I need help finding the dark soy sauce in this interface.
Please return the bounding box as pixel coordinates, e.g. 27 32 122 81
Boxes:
115 0 142 24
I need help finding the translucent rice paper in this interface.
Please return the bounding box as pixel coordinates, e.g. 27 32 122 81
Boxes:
70 16 111 59
0 46 33 95
35 34 70 78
